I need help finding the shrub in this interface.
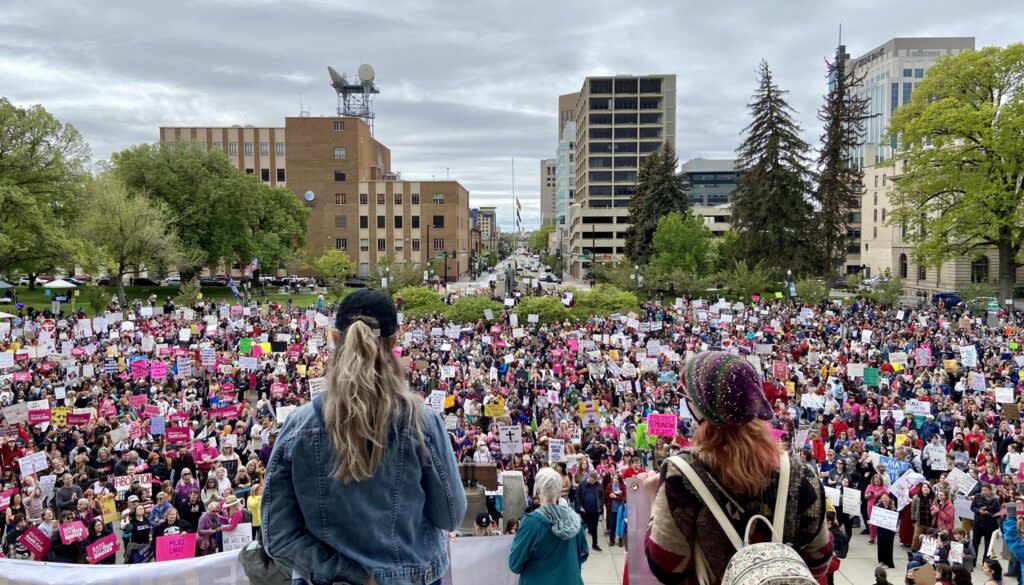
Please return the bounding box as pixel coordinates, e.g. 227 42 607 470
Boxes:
795 278 827 305
445 296 503 324
514 296 570 325
394 286 445 319
571 284 639 319
175 279 202 308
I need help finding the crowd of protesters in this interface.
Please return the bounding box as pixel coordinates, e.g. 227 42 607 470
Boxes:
1 266 1024 584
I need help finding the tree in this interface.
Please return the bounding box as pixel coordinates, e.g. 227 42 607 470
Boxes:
0 99 89 284
733 60 817 275
887 44 1024 302
569 284 639 320
717 260 773 300
305 250 354 301
650 211 713 275
528 225 555 254
80 174 183 304
795 278 828 305
445 296 503 324
373 256 425 295
394 286 445 319
623 143 688 264
813 48 873 295
708 230 742 273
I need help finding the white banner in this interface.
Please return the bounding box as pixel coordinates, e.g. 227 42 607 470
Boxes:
0 538 519 585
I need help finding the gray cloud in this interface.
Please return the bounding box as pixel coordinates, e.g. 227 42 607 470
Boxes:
2 0 1020 230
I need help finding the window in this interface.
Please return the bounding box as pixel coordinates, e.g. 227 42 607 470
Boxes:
229 142 238 155
245 168 254 175
260 142 269 156
614 127 638 139
359 239 368 252
638 113 661 124
971 256 990 283
882 174 887 186
377 193 385 205
432 194 445 205
359 193 368 205
359 263 369 277
874 175 879 187
334 171 346 182
244 142 253 156
639 78 662 93
359 216 368 229
333 147 347 159
411 215 420 229
411 193 420 205
335 193 346 205
873 209 878 222
260 169 270 181
394 238 404 252
276 142 284 155
433 238 445 252
918 265 927 281
394 216 403 229
873 193 878 205
277 168 286 182
903 82 912 105
614 97 637 109
899 254 908 278
377 216 385 229
638 128 661 139
213 141 222 151
589 113 612 124
881 209 886 222
903 68 912 77
914 68 924 78
333 121 345 131
639 98 661 109
411 239 420 252
334 215 347 228
377 239 386 252
335 238 346 251
432 215 445 229
589 128 613 139
589 171 612 182
394 193 403 205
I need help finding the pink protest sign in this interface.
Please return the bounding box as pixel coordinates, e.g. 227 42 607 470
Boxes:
916 347 932 367
28 408 51 425
230 305 243 316
58 520 88 544
770 428 788 441
150 361 167 379
252 344 263 358
67 411 92 426
646 413 678 437
71 347 85 357
165 427 191 443
18 525 50 560
128 394 148 408
156 532 197 561
0 487 17 512
220 382 235 393
85 532 118 563
143 404 161 418
13 371 31 383
773 360 788 379
130 359 149 379
158 347 173 357
271 383 287 396
101 402 117 418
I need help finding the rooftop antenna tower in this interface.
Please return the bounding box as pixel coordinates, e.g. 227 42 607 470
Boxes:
327 64 379 134
298 91 310 117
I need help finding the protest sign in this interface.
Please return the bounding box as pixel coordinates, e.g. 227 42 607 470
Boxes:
223 524 253 551
0 487 18 512
772 360 787 379
646 413 678 437
823 486 842 510
548 439 565 463
906 400 931 416
916 347 932 367
150 361 167 379
842 488 862 517
150 416 165 435
498 426 523 455
308 377 326 399
18 525 51 560
949 541 964 564
847 363 866 378
19 451 48 475
954 496 974 521
947 468 979 496
428 391 447 413
276 405 297 424
863 367 880 387
868 507 899 531
165 427 191 443
156 532 197 562
960 345 977 367
58 521 88 544
85 532 119 563
996 387 1014 404
879 455 910 484
484 401 505 417
888 471 926 511
2 402 29 425
970 372 987 392
238 356 259 370
1004 403 1021 420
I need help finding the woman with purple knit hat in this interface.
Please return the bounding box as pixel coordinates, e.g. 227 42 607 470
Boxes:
641 351 835 585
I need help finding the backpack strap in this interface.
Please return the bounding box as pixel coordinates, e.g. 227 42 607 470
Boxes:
667 455 743 550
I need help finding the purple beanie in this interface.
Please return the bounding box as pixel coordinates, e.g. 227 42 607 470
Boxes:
683 351 773 428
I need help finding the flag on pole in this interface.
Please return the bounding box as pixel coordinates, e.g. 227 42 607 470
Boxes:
243 257 259 276
227 277 243 301
515 197 522 233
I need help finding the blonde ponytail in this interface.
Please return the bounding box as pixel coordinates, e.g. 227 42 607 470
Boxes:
323 316 425 482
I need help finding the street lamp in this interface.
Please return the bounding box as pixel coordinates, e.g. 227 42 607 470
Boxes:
629 264 644 296
381 266 391 292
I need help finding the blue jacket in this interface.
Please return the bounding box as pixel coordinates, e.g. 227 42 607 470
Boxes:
262 397 467 585
1004 516 1024 561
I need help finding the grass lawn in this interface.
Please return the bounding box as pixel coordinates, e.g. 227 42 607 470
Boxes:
2 285 326 316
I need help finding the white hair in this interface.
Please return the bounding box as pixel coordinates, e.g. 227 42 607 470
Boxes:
534 467 562 504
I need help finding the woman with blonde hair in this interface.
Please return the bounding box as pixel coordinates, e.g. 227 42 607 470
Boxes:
643 352 834 584
263 289 466 585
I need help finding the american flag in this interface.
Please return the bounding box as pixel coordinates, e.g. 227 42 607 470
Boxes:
515 197 522 233
243 257 259 276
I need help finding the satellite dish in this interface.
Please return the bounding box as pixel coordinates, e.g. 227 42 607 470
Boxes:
304 191 315 202
358 64 375 83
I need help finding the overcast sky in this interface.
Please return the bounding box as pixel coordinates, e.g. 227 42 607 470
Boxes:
2 1 1020 230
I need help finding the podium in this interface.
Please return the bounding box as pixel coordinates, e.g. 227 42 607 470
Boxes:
458 462 498 490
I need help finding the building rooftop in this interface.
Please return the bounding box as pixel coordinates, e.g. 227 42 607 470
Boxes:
680 158 739 173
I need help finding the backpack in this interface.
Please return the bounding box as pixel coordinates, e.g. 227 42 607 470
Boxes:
668 453 817 585
241 507 253 523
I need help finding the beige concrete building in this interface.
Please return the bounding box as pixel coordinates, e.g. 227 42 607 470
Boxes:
160 116 470 279
539 158 556 226
558 92 579 141
568 74 677 277
478 206 499 253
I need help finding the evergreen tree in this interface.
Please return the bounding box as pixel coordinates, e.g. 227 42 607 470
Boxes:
733 60 816 275
623 142 688 264
813 48 872 294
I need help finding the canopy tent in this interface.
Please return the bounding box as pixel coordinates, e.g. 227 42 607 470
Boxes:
0 311 14 319
0 280 13 290
42 279 78 289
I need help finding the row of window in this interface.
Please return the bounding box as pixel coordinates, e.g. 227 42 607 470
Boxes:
588 97 663 111
588 142 662 154
334 238 445 253
588 113 662 125
341 215 445 229
588 78 663 94
224 142 285 157
331 192 444 205
902 68 925 79
244 168 285 182
589 156 644 169
588 127 663 139
588 171 638 182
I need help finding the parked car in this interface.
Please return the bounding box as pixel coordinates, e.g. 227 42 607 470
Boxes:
931 290 962 307
130 277 161 287
344 277 368 288
199 278 226 287
96 276 112 286
539 273 562 284
63 277 87 286
16 276 52 286
162 276 182 286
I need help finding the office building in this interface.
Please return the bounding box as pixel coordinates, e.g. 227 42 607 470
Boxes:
478 207 499 253
568 74 677 277
843 37 976 284
678 158 739 236
539 158 556 226
558 92 579 142
554 120 576 254
160 116 471 279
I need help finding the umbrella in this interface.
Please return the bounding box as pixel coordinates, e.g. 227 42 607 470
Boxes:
0 280 13 290
43 279 78 289
0 312 14 319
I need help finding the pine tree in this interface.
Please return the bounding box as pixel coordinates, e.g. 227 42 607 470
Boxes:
733 60 816 275
813 48 872 294
623 142 688 264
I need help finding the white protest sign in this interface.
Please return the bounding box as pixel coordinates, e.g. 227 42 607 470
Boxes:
498 426 522 455
954 496 974 521
275 405 297 424
906 400 931 416
868 506 898 531
428 391 447 413
949 541 964 564
996 387 1014 404
19 451 48 475
548 439 565 463
238 356 259 371
308 377 326 399
842 487 862 517
823 486 842 509
960 345 977 367
946 468 979 496
222 524 253 551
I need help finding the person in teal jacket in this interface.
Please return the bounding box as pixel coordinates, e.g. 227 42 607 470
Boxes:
509 467 589 585
1003 500 1024 560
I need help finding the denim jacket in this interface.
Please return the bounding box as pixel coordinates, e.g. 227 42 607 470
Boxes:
262 398 467 585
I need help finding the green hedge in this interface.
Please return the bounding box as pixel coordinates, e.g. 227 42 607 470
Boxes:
444 296 503 324
394 286 445 319
514 296 570 325
570 284 640 319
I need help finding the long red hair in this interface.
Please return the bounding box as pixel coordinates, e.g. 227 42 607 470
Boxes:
692 419 781 495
